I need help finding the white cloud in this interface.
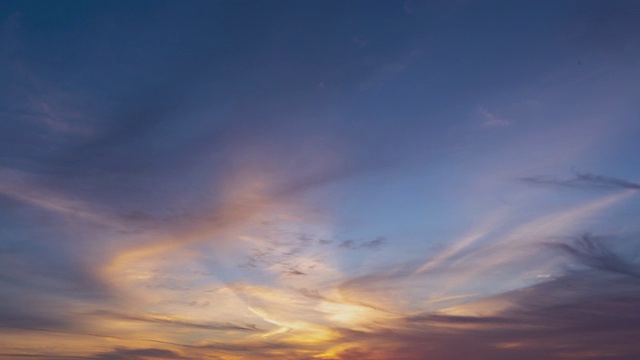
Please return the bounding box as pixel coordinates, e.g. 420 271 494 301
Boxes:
479 107 511 127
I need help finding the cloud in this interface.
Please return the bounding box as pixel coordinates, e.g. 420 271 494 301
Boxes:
286 269 307 276
545 233 640 277
90 310 260 332
401 235 640 358
338 237 386 250
358 48 423 91
93 347 185 360
522 172 640 190
479 107 511 127
322 241 640 360
405 313 520 326
414 214 501 275
360 237 386 249
338 239 357 249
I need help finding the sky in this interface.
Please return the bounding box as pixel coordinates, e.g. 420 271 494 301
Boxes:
1 1 640 359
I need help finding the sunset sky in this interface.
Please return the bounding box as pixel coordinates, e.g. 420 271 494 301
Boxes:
1 1 640 359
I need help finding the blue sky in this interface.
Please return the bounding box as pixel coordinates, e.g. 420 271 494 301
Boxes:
1 1 640 359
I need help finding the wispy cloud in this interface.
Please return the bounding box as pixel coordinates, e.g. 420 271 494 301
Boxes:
545 233 640 277
479 107 511 128
522 172 640 191
338 236 385 250
90 310 260 332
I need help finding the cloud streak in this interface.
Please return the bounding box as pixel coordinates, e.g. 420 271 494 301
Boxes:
522 172 640 191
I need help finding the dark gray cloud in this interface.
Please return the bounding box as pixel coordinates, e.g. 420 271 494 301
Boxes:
360 236 386 249
322 233 640 360
338 236 386 250
286 269 307 276
546 233 640 277
405 313 520 325
338 239 357 249
326 279 640 359
522 172 640 190
234 229 640 359
93 347 185 360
